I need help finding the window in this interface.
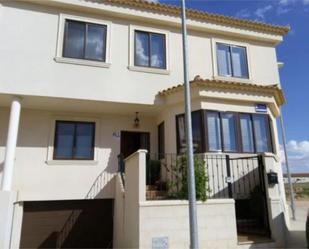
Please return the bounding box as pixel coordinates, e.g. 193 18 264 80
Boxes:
176 110 273 154
63 20 107 61
252 115 272 153
176 111 204 154
134 31 166 69
206 111 222 152
240 114 255 153
53 121 95 160
158 122 165 159
221 113 238 152
216 43 249 79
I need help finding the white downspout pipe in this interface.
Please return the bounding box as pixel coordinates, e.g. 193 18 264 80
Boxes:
1 97 21 191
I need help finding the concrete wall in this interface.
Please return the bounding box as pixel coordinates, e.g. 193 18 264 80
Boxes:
263 153 289 247
0 107 157 201
139 199 237 249
0 1 281 105
113 150 238 248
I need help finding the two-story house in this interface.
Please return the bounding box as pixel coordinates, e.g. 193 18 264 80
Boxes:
0 0 290 248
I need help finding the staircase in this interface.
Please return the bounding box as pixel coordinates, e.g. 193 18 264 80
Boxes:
146 185 168 200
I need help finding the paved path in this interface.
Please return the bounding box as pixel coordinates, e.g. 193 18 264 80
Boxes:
286 201 308 248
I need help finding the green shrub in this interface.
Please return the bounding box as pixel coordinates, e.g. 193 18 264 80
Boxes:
177 154 209 202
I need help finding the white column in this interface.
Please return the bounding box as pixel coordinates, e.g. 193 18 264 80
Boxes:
1 98 21 191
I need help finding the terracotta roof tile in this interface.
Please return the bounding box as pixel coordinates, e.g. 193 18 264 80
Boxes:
103 0 290 35
158 78 285 106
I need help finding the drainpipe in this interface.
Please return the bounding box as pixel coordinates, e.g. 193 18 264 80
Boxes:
279 108 296 220
1 97 22 191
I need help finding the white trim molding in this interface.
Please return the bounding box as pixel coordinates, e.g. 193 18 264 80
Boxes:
55 13 112 68
128 24 170 75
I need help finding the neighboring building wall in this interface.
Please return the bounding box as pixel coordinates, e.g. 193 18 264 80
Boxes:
0 1 281 105
0 107 157 201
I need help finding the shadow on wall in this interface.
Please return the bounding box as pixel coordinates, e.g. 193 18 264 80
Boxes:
0 162 3 173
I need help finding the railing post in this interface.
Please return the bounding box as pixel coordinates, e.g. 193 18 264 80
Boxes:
225 155 233 198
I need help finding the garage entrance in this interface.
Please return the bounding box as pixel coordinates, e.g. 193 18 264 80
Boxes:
20 199 113 249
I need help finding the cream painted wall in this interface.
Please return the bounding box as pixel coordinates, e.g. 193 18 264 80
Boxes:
139 200 237 249
0 1 281 106
0 107 157 201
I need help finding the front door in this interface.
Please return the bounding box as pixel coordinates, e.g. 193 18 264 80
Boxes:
120 131 150 158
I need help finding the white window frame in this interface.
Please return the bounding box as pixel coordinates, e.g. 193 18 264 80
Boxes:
211 38 252 83
128 24 170 75
55 14 112 68
46 116 100 165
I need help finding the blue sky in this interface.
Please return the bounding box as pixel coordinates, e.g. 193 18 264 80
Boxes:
153 0 309 172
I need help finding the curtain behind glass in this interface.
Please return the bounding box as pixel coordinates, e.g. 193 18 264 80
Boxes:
217 43 232 76
253 115 270 152
240 114 254 152
207 112 222 151
231 46 248 78
221 113 237 152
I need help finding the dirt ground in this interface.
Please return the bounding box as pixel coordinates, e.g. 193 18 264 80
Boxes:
286 200 309 248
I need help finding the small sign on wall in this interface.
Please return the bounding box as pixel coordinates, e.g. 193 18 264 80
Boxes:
112 131 121 139
152 237 169 249
255 104 267 113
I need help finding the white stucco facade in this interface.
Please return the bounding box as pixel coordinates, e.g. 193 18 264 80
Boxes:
0 0 290 248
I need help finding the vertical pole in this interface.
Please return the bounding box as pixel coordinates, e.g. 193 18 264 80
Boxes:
279 109 296 220
180 1 199 248
2 97 21 191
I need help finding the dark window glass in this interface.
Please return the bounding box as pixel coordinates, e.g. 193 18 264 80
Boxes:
63 20 107 62
63 21 85 59
206 111 222 151
151 33 166 68
221 113 238 152
135 31 166 69
54 122 75 159
216 43 249 78
176 111 203 154
240 114 255 153
85 24 107 61
158 122 165 159
253 115 272 152
54 121 95 160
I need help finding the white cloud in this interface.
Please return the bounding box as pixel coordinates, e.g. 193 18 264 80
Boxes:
280 140 309 172
254 5 273 20
236 9 251 19
303 0 309 5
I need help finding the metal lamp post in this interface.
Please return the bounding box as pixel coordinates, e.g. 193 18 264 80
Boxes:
180 0 199 248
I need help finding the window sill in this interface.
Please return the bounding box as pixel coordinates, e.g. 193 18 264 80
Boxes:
54 57 111 68
128 66 170 75
213 75 252 84
46 160 99 166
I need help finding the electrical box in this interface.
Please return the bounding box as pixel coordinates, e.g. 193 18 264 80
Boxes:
267 172 278 185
